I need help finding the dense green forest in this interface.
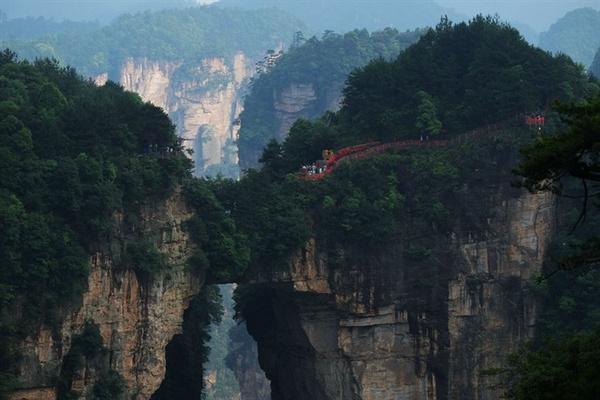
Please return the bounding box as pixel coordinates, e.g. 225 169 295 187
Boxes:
238 28 423 167
240 15 596 170
2 6 304 78
538 7 600 67
340 16 596 142
219 0 458 33
0 51 249 397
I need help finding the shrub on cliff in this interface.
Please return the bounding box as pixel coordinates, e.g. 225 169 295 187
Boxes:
506 328 600 400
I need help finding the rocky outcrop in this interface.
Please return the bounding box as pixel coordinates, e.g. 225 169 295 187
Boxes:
169 54 249 177
10 190 203 400
273 83 343 142
99 53 253 178
239 81 344 169
244 187 555 400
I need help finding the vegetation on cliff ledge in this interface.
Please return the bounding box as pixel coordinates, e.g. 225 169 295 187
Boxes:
0 50 248 397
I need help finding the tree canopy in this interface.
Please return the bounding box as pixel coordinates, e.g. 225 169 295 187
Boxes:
340 16 597 143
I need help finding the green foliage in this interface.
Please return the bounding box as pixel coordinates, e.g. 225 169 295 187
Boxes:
2 7 304 78
124 242 167 277
238 28 422 167
92 370 125 400
342 16 598 142
0 52 189 323
210 171 311 274
184 180 250 283
415 91 442 137
516 95 600 193
508 73 600 399
506 328 600 400
538 7 600 67
233 16 595 276
515 95 600 271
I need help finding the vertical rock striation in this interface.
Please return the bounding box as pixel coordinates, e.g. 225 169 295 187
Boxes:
10 190 203 400
244 188 555 400
100 53 254 178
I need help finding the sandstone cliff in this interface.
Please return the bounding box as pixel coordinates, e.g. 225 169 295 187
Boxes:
243 188 554 400
273 82 343 142
239 81 344 170
9 190 203 400
97 53 253 178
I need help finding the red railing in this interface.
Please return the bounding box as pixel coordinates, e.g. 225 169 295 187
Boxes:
302 115 530 181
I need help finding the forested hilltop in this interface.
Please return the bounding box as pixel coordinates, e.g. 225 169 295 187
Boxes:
538 7 600 67
1 6 304 78
238 28 423 168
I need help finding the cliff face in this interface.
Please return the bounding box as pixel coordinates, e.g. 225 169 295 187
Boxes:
240 81 344 169
273 82 343 141
9 190 203 400
243 188 554 400
99 54 253 178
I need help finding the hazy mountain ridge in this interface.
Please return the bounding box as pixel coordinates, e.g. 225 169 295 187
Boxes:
539 7 600 66
218 0 461 33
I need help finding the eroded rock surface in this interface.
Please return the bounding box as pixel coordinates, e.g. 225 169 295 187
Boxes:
11 190 202 400
99 54 253 177
245 189 554 400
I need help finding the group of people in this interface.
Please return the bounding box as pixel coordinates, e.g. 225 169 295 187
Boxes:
301 160 328 176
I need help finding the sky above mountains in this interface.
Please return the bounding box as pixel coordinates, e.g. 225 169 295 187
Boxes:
437 0 600 31
0 0 598 34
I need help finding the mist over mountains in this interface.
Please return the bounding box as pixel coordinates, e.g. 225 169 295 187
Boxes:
2 0 598 35
0 0 200 22
218 0 460 33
